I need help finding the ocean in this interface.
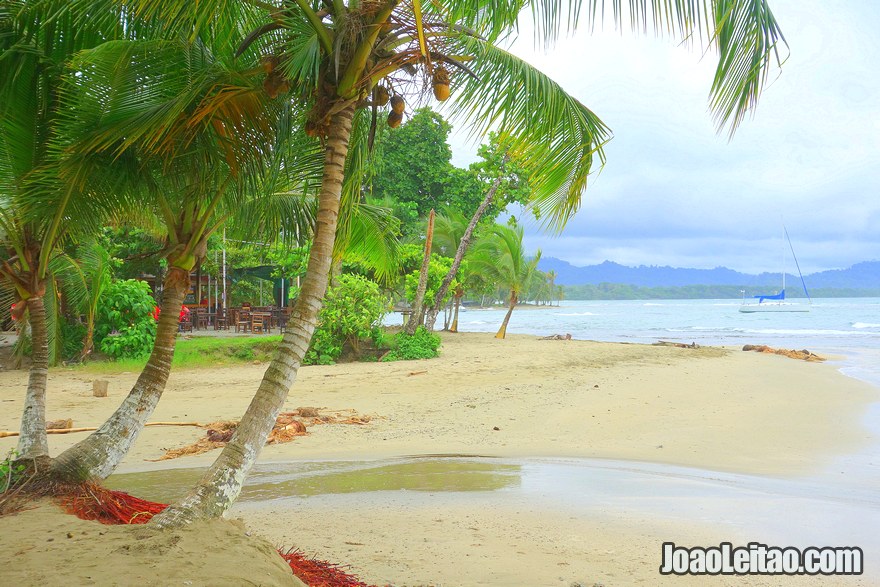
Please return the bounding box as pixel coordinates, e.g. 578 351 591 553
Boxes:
390 297 880 388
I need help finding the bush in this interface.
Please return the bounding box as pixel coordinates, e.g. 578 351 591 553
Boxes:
305 274 390 365
60 319 87 361
383 327 441 361
95 279 157 360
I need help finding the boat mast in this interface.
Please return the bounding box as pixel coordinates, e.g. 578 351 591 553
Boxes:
781 225 786 293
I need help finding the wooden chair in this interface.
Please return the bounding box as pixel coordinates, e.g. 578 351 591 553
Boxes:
236 311 251 333
192 308 207 330
213 310 228 330
178 318 193 333
251 313 264 334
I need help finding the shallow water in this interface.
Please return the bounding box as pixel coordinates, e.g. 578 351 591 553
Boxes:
108 455 880 556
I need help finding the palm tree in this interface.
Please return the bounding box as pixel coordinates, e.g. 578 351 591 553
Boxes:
546 270 558 306
0 1 134 462
404 209 434 334
44 30 319 482
469 224 541 338
127 0 786 525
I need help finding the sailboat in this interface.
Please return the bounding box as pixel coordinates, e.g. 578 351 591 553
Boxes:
739 227 811 313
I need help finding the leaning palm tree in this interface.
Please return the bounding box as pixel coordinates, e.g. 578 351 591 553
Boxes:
469 224 541 338
139 0 786 525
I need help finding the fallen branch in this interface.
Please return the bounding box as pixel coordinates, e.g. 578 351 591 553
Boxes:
540 333 572 340
0 421 204 438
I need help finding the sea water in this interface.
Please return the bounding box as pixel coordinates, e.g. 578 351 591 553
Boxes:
389 297 880 387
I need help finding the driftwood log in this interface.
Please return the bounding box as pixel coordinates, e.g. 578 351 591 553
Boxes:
653 340 700 349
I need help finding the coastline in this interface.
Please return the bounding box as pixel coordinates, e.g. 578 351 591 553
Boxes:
2 332 878 586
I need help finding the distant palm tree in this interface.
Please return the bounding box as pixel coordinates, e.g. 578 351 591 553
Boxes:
470 225 541 338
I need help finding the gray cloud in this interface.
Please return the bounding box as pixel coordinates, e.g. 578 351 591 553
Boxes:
449 0 880 274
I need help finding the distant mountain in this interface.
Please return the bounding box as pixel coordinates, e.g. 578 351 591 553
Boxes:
538 257 880 290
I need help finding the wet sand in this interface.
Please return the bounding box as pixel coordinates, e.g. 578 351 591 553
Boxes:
1 332 878 585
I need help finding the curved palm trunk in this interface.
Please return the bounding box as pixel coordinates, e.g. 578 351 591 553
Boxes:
495 290 517 339
151 105 355 527
405 209 434 335
49 274 189 481
449 293 462 333
425 173 504 331
16 296 50 460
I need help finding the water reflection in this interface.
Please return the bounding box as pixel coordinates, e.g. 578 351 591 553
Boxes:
107 458 521 504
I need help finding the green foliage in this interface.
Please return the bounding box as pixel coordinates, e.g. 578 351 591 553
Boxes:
60 319 87 361
99 227 165 280
1 450 28 493
383 327 441 361
370 108 454 236
404 254 456 309
305 274 390 365
95 280 157 360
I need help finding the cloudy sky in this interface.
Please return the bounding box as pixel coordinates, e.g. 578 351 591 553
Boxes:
446 0 880 275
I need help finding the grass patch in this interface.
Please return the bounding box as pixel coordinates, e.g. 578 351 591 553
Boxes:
74 335 282 374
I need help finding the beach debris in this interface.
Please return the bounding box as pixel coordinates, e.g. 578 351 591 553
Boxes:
61 482 167 525
408 370 428 376
151 408 375 461
92 380 108 397
493 426 500 431
540 333 572 340
742 345 825 362
45 418 73 430
279 548 374 587
653 340 700 348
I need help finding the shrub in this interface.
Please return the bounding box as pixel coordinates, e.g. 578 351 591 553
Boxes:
305 274 390 365
95 279 157 360
383 327 441 361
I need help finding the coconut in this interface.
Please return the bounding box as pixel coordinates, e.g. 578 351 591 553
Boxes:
432 67 450 101
387 111 403 128
390 95 405 114
374 85 390 106
261 55 279 74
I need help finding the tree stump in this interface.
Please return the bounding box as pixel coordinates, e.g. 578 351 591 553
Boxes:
93 380 109 397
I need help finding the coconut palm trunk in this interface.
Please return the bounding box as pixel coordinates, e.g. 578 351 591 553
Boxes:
150 105 355 526
405 209 435 335
450 291 462 332
495 290 517 339
16 296 50 461
424 173 503 331
49 271 190 481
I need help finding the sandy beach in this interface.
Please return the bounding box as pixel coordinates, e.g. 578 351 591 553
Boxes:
1 332 878 585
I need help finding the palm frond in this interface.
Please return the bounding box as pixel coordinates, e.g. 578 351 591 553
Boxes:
448 37 611 231
579 0 786 136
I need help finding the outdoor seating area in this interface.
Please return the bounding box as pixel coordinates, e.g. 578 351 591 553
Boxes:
178 305 290 335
